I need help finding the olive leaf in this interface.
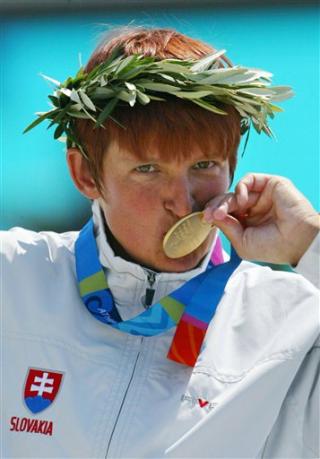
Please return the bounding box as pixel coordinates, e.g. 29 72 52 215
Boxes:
24 47 294 156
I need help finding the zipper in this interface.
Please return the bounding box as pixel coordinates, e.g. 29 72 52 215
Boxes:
142 270 157 309
105 343 142 458
105 270 157 456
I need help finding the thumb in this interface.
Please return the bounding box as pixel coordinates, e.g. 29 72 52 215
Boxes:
211 215 244 253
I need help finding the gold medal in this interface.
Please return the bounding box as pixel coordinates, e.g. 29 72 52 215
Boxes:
163 211 214 259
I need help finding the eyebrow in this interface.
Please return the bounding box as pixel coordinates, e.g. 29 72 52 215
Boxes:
120 151 162 163
119 148 224 164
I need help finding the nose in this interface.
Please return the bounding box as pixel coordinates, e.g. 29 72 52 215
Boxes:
163 175 196 218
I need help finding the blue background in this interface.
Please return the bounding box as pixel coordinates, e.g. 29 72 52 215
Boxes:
1 6 319 231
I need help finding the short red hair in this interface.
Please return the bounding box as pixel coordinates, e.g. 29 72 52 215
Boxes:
75 26 241 186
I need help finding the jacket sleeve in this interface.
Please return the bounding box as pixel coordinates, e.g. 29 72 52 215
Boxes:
294 232 320 289
259 338 320 458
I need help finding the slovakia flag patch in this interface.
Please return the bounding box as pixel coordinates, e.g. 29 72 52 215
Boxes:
24 368 63 414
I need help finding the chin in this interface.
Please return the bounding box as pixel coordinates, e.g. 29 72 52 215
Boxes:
164 252 206 272
155 241 211 273
134 233 215 273
167 233 215 272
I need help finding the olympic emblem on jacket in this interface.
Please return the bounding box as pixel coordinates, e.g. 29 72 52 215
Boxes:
23 368 64 414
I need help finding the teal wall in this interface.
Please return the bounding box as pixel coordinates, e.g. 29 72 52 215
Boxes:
2 6 319 231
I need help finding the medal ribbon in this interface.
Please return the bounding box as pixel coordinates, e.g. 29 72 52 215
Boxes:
75 218 241 366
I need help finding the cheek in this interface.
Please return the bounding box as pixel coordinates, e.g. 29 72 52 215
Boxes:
106 180 161 219
195 174 230 206
128 192 158 218
214 166 230 191
104 182 163 247
211 174 230 193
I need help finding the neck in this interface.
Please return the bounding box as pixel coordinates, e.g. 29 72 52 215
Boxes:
103 217 163 272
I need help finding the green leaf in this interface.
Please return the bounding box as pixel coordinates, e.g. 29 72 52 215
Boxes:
146 95 166 102
238 87 274 97
136 90 150 105
149 62 191 74
86 46 124 80
23 109 59 134
108 115 126 130
190 49 226 72
58 88 72 98
92 87 115 99
233 101 260 116
267 103 283 113
217 71 264 85
117 64 153 80
162 57 192 66
47 118 58 129
190 99 228 115
173 90 214 99
40 73 61 86
75 66 85 79
66 110 90 119
81 106 98 123
99 75 108 86
51 106 73 123
157 73 176 83
95 98 118 127
194 67 243 85
125 81 136 91
69 102 84 112
54 124 65 139
70 89 82 104
232 94 266 107
249 68 273 81
117 89 137 106
79 90 96 111
141 82 181 93
269 87 295 102
48 95 60 107
241 123 251 156
237 107 250 118
263 125 274 138
115 55 138 76
195 84 235 97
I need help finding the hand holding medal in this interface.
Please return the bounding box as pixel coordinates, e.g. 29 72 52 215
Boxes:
170 174 319 266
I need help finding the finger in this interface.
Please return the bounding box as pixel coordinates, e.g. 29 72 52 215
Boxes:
235 174 283 218
236 173 272 194
210 214 245 253
235 180 249 210
234 185 261 215
203 192 260 223
203 193 238 222
234 174 271 214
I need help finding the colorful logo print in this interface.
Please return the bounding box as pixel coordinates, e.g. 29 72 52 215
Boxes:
24 368 63 414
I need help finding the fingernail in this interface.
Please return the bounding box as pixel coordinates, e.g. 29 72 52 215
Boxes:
212 208 225 220
203 208 212 222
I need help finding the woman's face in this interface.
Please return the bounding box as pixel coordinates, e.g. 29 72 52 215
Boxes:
97 140 230 272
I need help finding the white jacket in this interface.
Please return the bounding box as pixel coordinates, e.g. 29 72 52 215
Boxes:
1 201 319 458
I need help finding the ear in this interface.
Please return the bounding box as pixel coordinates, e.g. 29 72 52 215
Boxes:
67 148 101 199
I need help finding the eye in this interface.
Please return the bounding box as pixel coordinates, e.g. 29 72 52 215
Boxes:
135 164 157 173
192 160 216 170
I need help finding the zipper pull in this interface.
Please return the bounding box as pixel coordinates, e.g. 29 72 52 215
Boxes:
142 271 157 309
144 288 155 308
